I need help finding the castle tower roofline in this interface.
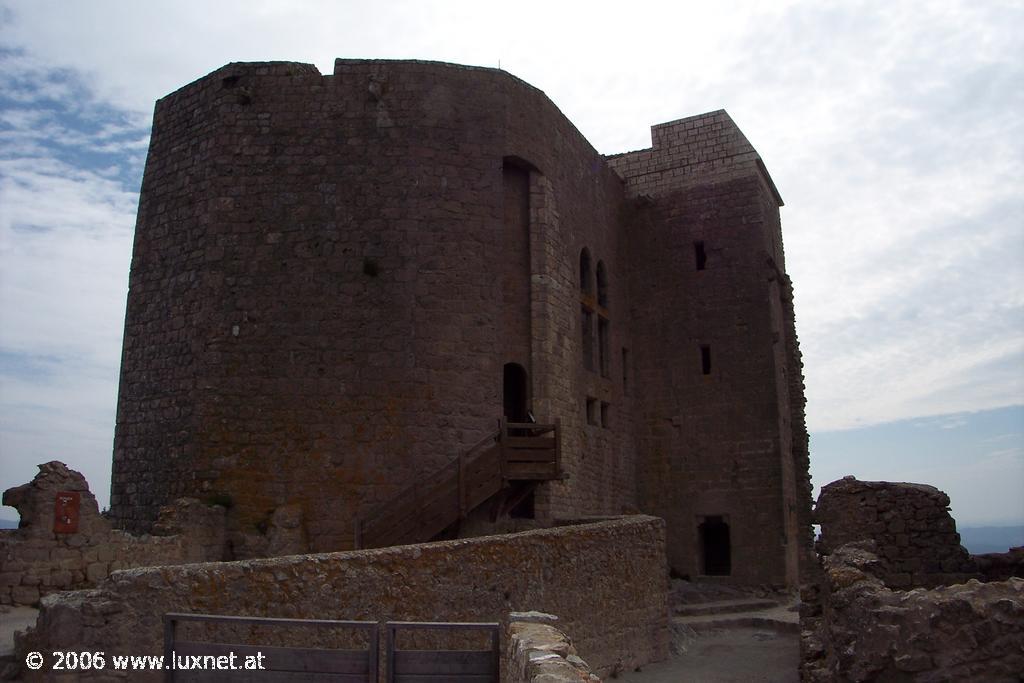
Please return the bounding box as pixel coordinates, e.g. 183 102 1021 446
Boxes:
606 109 783 206
155 61 323 105
333 57 545 95
331 58 610 167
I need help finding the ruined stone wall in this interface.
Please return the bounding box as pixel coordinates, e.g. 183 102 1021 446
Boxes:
607 112 809 586
19 516 668 681
815 478 976 588
801 542 1024 682
112 59 637 555
1 463 224 606
974 546 1024 582
507 613 601 682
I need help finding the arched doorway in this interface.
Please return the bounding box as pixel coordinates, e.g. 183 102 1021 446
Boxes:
503 363 529 423
699 516 732 576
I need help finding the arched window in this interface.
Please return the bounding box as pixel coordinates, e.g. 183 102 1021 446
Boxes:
502 363 529 423
595 261 610 377
596 260 608 308
579 248 592 294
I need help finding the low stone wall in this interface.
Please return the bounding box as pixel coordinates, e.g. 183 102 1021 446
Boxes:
974 546 1024 582
801 542 1024 682
17 515 669 680
814 477 976 588
507 613 601 682
1 462 226 606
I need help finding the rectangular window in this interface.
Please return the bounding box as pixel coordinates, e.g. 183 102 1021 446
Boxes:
622 348 630 395
701 345 712 375
600 401 610 429
585 397 598 426
695 241 707 271
598 318 610 378
581 307 594 371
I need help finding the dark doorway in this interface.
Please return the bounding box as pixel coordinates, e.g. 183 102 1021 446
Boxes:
699 516 731 576
503 363 534 518
503 363 529 423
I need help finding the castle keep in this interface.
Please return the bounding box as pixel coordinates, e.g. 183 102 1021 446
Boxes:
110 59 812 586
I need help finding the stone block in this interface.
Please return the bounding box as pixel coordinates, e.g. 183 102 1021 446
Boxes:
11 585 40 605
0 571 23 586
49 570 74 588
85 563 108 583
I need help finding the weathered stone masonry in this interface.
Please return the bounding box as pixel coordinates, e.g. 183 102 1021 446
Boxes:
801 478 1024 682
608 112 812 585
801 542 1024 682
19 515 668 681
110 58 811 586
815 477 976 588
1 463 225 606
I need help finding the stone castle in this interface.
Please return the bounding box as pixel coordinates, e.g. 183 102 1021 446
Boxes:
109 58 813 587
6 61 1022 679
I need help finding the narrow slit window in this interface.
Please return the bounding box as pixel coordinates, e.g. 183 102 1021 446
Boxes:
582 307 594 371
695 241 707 271
585 397 598 426
596 261 609 308
600 402 610 429
622 348 630 395
598 318 610 378
701 345 712 375
580 248 592 294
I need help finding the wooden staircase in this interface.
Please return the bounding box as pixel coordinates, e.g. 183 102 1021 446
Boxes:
354 418 561 549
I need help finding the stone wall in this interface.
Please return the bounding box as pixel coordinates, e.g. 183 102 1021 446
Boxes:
607 111 812 586
17 515 668 681
0 462 225 606
507 612 601 682
815 477 976 588
974 546 1024 582
801 542 1024 682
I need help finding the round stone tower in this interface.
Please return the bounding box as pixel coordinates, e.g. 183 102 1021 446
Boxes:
110 59 634 556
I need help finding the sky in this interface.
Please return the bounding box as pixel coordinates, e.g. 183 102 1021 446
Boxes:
1 0 1022 526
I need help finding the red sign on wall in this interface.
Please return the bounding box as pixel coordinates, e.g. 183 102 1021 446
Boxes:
54 491 80 534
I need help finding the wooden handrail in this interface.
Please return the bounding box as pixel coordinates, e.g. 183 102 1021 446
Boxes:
358 430 498 527
355 428 499 548
355 418 561 549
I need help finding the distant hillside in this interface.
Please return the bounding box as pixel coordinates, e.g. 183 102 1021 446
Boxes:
959 526 1024 554
0 518 18 530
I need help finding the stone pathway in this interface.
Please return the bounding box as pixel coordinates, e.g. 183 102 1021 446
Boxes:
617 626 799 683
673 598 799 634
616 581 800 682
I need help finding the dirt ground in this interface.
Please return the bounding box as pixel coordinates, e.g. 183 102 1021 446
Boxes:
616 626 799 683
616 579 801 683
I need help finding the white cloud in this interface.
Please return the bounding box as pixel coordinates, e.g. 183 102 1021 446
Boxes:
0 73 138 510
0 0 1022 513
